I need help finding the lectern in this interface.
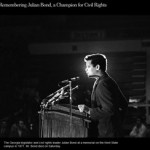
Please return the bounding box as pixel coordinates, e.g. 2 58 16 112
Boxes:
38 104 91 138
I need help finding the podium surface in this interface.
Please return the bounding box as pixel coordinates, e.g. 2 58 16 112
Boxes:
39 104 91 138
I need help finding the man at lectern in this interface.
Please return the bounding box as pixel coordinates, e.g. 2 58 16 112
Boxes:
78 53 128 138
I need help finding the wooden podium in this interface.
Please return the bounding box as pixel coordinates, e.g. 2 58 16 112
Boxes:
38 104 91 138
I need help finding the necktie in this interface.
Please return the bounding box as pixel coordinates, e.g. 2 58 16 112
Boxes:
91 78 99 102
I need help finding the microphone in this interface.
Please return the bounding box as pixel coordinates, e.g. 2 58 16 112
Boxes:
63 85 79 95
59 76 80 84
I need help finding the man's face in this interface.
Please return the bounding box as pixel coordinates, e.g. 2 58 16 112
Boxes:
18 120 24 128
85 60 97 77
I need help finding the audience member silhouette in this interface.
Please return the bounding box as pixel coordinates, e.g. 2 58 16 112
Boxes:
130 117 148 138
9 119 30 138
0 120 9 138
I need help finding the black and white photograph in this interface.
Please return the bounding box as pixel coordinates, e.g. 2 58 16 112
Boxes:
0 0 150 148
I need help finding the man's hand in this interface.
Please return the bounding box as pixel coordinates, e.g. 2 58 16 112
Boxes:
78 104 90 114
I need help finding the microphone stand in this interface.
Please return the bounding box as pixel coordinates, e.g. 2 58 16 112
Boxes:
40 104 45 138
69 80 73 137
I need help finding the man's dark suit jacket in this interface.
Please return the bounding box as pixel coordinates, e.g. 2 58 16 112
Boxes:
90 72 128 137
